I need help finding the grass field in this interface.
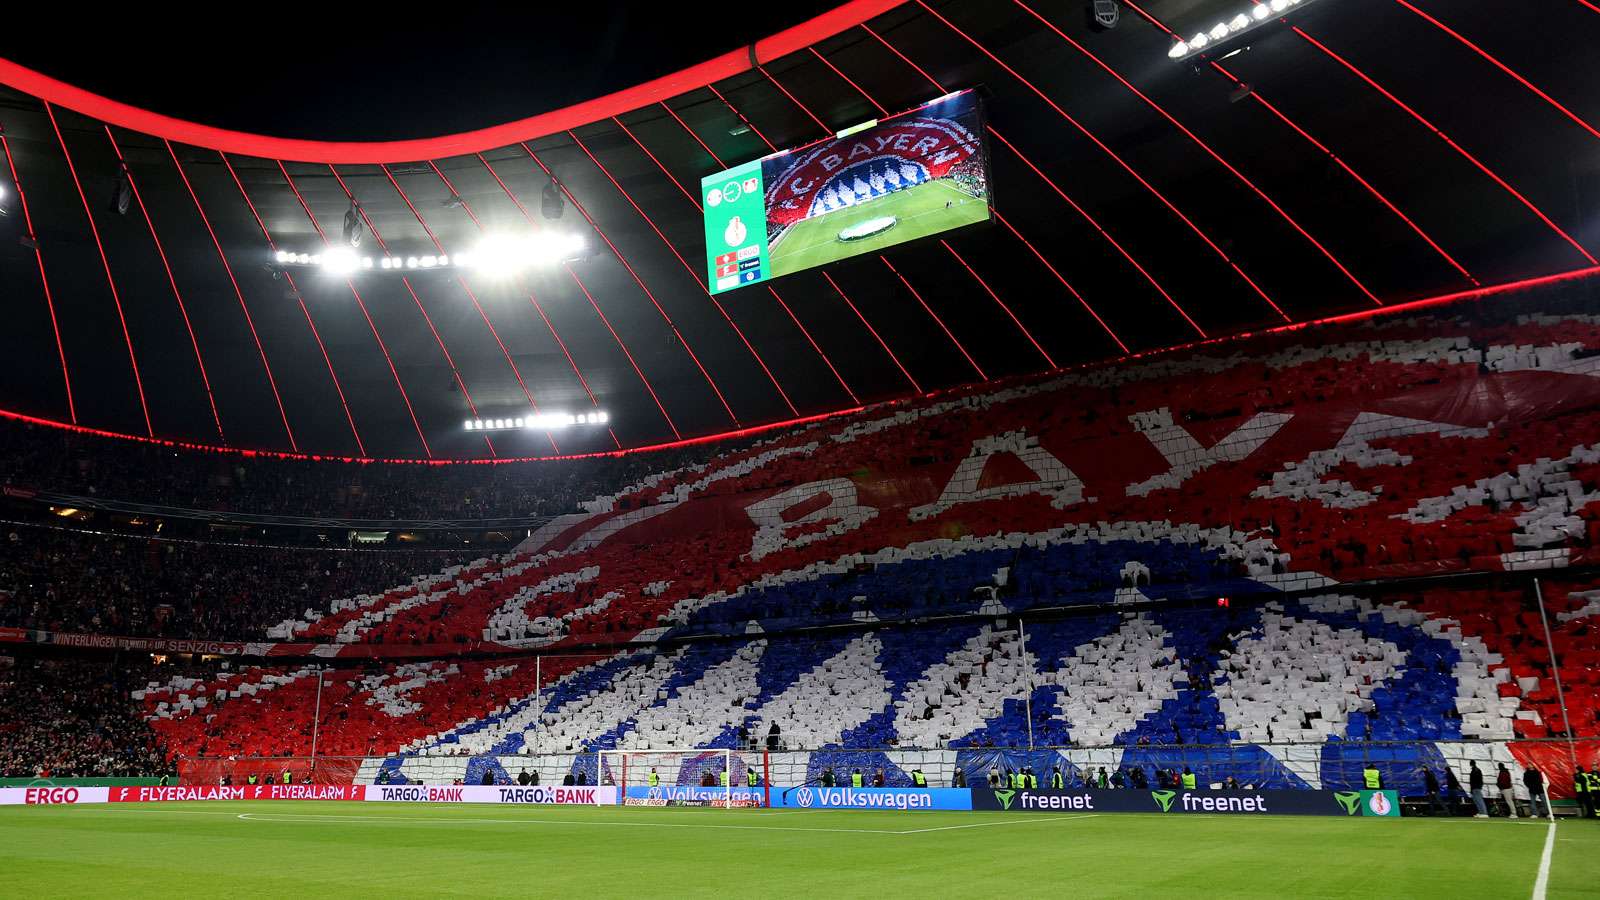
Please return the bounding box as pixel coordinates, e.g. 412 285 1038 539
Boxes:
768 180 988 278
3 801 1596 898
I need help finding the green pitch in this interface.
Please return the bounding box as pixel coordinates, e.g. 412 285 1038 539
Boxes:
3 802 1595 898
768 180 989 279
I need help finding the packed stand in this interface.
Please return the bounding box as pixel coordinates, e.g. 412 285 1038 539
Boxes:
0 523 478 640
0 655 170 778
0 419 750 522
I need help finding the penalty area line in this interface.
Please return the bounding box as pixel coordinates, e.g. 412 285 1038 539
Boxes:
894 814 1099 834
235 811 907 835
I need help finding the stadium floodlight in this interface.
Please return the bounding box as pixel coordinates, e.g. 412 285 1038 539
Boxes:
463 409 611 432
461 231 587 277
1167 0 1323 64
273 237 584 276
321 246 360 276
466 233 527 277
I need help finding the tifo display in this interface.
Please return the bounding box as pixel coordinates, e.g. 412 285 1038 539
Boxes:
702 90 991 293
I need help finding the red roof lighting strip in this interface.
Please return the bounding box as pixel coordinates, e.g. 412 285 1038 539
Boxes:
938 238 1055 368
522 143 684 440
860 23 1147 351
168 144 296 449
648 104 861 405
43 103 152 436
911 2 1290 336
567 129 796 418
103 127 225 443
1277 11 1598 266
1013 0 1378 309
1113 0 1472 286
326 165 501 457
992 208 1129 354
741 65 992 384
1394 0 1600 143
0 124 74 422
276 163 431 456
812 35 1062 365
6 265 1590 466
823 271 922 392
544 136 741 426
383 162 557 453
805 47 887 117
880 256 986 379
0 0 907 163
1118 0 1476 288
807 36 1057 368
222 156 367 456
471 153 619 449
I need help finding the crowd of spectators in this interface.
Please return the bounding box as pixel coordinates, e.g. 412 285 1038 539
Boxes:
0 524 478 640
0 419 752 522
0 655 170 778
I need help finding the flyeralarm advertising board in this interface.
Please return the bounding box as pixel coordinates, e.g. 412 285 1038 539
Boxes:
971 788 1401 817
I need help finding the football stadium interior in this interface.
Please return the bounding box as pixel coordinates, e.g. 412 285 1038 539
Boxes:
2 1 1600 896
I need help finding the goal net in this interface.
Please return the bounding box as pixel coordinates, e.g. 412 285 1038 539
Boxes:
598 749 764 808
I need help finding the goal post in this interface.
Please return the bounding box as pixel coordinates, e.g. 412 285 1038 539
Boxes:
599 749 769 808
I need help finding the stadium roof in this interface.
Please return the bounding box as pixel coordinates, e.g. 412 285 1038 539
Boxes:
0 0 1596 461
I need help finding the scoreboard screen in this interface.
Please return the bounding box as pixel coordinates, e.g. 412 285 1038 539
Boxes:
702 89 991 294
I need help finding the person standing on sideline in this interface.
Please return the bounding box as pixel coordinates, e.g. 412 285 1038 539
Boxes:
1523 766 1549 818
1423 768 1446 816
1469 762 1488 818
1362 762 1382 790
1495 764 1518 819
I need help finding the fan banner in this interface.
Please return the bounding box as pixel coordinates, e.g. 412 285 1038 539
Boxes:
970 788 1401 817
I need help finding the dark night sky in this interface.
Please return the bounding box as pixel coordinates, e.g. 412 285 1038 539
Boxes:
1 2 841 141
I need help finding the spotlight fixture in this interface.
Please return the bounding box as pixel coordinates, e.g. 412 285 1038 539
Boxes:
109 164 133 216
342 201 364 248
273 229 585 276
464 410 610 432
1087 0 1120 31
321 246 360 276
1165 0 1321 64
541 176 564 221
